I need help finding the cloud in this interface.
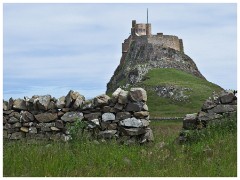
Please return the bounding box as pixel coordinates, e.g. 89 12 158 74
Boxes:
3 3 237 100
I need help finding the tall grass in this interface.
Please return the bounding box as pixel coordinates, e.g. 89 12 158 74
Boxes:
3 114 237 177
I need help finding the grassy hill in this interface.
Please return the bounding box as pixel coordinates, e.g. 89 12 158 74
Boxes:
136 68 223 117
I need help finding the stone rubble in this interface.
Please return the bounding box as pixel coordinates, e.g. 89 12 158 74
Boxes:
3 87 154 144
179 90 237 142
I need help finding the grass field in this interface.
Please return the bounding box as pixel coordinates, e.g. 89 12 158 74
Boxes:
3 114 237 177
138 68 223 117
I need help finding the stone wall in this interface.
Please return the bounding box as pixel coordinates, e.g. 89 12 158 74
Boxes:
179 90 237 142
3 88 154 145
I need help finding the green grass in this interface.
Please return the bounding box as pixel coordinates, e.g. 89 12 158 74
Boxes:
3 114 237 177
138 68 223 117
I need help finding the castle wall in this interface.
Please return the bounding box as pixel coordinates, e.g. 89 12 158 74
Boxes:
147 35 183 52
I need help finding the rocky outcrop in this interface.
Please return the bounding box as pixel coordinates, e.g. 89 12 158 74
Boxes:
3 88 154 145
106 37 205 93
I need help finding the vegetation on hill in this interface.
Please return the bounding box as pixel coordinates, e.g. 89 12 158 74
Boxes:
136 68 223 117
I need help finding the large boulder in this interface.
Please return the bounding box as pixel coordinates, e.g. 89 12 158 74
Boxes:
35 113 58 123
12 98 27 110
37 95 51 110
61 112 84 122
129 88 147 102
220 91 235 104
94 94 110 107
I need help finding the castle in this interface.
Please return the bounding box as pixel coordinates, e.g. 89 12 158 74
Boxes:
121 20 184 63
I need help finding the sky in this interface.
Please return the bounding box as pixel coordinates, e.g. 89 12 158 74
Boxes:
3 3 237 100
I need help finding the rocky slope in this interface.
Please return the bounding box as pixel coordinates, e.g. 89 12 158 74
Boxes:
106 37 223 117
107 38 205 93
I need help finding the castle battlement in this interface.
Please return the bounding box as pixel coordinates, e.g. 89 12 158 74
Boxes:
122 20 184 56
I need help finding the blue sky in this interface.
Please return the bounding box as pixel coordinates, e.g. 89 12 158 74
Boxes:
3 3 237 100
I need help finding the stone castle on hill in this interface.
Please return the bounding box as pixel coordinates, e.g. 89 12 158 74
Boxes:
107 18 205 93
121 20 184 64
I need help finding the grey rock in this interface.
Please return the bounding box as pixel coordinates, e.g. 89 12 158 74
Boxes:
22 122 34 127
141 128 154 143
202 99 216 111
116 112 131 120
118 90 129 104
198 111 223 121
98 130 117 139
119 127 146 136
29 127 37 134
37 95 51 110
84 112 101 121
102 113 115 122
114 103 123 110
12 122 21 128
3 101 8 111
120 117 148 128
126 101 144 112
8 117 19 124
56 96 66 109
72 96 84 109
65 90 74 108
81 99 94 110
112 88 122 103
10 132 25 140
94 94 110 107
55 120 64 129
48 101 56 110
3 110 14 115
208 105 237 114
8 98 14 110
183 113 197 130
9 112 21 119
133 111 149 118
129 88 147 102
142 104 149 111
220 91 235 104
102 106 111 113
61 112 84 122
20 111 34 122
3 130 8 139
13 98 27 110
35 113 58 123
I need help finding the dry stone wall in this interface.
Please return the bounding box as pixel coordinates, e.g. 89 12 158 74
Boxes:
3 88 154 145
179 90 237 142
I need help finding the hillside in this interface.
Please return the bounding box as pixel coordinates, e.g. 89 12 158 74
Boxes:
136 68 222 117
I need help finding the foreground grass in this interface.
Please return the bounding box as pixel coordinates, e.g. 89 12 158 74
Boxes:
138 68 222 117
3 117 237 177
